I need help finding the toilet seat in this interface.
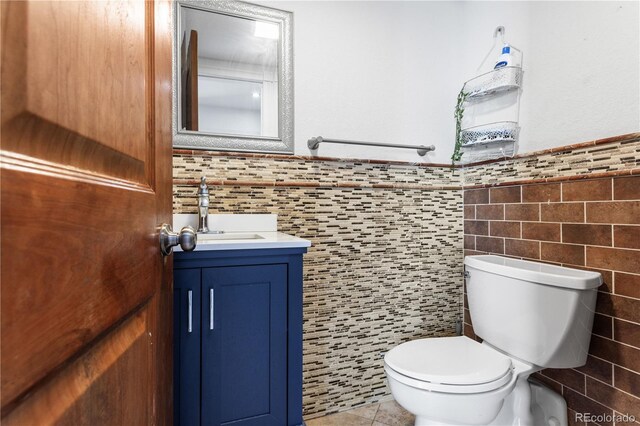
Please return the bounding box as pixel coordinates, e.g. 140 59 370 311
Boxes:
384 336 514 394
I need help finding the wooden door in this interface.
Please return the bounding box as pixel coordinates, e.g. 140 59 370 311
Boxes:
201 265 287 426
1 1 174 424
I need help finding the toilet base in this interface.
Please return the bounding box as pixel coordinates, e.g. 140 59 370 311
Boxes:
414 416 458 425
411 377 567 426
489 377 567 426
529 378 567 426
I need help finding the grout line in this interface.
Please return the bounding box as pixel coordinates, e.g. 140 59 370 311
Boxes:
612 268 616 294
372 403 380 419
537 241 541 259
582 374 614 390
612 314 615 340
586 374 640 401
519 186 522 204
539 203 542 223
596 335 640 351
612 178 615 202
464 236 640 259
592 292 640 304
520 220 522 239
587 353 620 366
612 224 616 249
574 387 625 417
611 364 615 390
613 364 640 379
609 314 640 326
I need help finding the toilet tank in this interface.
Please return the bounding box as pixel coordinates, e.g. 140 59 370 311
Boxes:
464 255 601 368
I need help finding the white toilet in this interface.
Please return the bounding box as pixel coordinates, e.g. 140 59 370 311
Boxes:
384 255 601 426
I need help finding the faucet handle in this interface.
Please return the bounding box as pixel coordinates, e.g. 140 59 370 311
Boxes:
198 176 209 196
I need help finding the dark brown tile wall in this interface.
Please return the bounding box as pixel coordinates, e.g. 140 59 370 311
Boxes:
464 175 640 424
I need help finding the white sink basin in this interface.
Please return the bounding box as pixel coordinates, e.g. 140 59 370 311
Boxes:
172 214 310 251
198 233 265 242
175 231 309 251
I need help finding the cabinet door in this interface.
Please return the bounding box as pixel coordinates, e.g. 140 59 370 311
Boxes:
174 269 202 426
202 265 287 426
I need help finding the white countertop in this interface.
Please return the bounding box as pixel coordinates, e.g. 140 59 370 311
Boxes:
173 213 311 252
175 231 311 252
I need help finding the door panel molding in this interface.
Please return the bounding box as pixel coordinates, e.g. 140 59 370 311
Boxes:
1 167 158 407
0 151 153 193
25 1 148 162
1 113 148 184
3 309 150 425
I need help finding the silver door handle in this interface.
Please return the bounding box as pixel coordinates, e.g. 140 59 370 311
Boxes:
188 290 193 333
209 288 214 330
159 224 197 256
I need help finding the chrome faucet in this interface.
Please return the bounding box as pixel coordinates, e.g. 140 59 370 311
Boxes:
197 176 210 233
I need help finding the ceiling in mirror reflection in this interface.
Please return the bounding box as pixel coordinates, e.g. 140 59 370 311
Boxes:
199 77 262 111
181 7 278 74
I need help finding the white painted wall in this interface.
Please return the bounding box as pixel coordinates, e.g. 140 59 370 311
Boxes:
265 1 465 163
460 1 640 158
259 1 639 163
199 106 261 135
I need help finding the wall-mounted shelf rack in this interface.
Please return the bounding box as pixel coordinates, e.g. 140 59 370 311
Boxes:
461 121 520 147
464 66 523 100
455 26 523 164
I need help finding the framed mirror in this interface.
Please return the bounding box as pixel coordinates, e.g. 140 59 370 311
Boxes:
172 1 293 153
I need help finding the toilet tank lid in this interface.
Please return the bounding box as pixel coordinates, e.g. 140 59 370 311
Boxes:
464 255 602 290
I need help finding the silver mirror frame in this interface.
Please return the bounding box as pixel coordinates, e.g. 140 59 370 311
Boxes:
172 1 294 154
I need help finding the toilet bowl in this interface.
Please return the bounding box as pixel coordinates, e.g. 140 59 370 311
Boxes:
384 255 601 426
385 336 535 425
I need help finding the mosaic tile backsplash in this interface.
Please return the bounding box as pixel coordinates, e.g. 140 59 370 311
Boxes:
173 153 464 416
463 134 640 187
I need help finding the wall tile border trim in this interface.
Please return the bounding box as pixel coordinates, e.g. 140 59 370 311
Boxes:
173 149 455 168
173 131 639 169
173 178 462 191
464 167 640 190
463 132 640 168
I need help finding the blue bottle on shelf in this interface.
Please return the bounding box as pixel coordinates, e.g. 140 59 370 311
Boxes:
494 44 512 69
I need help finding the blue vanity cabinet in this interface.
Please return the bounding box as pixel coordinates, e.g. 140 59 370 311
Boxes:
174 268 202 426
174 248 307 426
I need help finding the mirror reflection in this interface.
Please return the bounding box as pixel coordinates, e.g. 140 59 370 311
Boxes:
179 6 280 138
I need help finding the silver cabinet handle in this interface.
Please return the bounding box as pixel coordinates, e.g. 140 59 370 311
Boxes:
209 288 214 330
188 290 193 333
159 224 197 256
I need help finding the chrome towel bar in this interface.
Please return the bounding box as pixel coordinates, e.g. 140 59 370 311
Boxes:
307 136 435 156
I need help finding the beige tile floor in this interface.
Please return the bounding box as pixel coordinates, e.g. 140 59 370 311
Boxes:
306 400 414 426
